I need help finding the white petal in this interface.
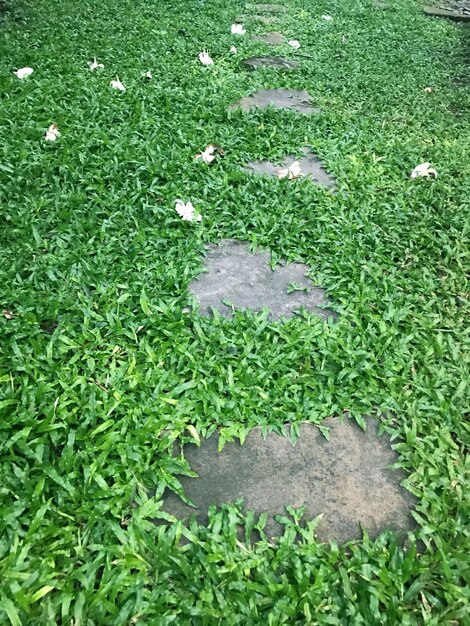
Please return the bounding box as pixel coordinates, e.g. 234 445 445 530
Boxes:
15 67 33 79
424 86 432 93
110 78 126 91
145 70 152 79
410 162 437 178
231 23 246 35
277 167 289 179
88 57 104 70
229 46 238 54
175 200 202 222
321 14 333 20
198 50 214 65
288 39 301 49
45 124 60 141
288 160 301 179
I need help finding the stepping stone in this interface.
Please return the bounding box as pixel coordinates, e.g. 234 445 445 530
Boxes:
243 148 336 190
229 88 319 114
250 31 285 45
423 5 470 20
245 3 285 12
237 14 278 24
242 56 299 70
188 239 335 320
161 417 417 543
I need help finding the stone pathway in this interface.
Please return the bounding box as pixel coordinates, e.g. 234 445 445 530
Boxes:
172 0 416 543
162 417 416 543
189 240 335 320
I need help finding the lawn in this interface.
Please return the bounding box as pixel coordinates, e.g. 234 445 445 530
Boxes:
0 0 469 623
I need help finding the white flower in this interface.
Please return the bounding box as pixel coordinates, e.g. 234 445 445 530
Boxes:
110 77 126 91
145 70 152 79
194 145 217 164
15 67 33 79
45 124 60 142
231 23 246 35
229 46 238 54
88 57 104 71
277 160 301 180
288 39 301 49
410 162 438 179
424 86 432 93
321 15 333 20
175 200 202 222
198 50 214 65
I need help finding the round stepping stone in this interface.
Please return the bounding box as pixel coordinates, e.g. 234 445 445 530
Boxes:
188 239 336 320
245 3 285 12
242 55 299 70
229 88 319 114
243 149 336 190
250 31 285 45
161 416 417 543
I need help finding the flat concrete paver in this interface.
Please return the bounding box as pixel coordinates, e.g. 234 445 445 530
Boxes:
189 239 335 320
162 417 417 543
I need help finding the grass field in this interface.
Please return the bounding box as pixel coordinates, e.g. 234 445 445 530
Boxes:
0 0 469 623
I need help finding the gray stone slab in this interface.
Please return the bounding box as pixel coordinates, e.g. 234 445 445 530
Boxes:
229 88 319 114
188 239 335 320
250 31 285 45
242 56 299 70
245 3 285 12
243 149 336 190
162 417 417 543
237 14 278 24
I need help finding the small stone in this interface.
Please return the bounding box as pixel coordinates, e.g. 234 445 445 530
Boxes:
242 55 299 70
250 31 285 45
229 88 319 114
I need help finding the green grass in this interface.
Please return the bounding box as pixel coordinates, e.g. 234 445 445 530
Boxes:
0 0 469 623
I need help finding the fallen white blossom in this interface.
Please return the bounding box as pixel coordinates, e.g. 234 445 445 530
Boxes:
231 23 246 35
288 39 301 49
198 50 214 65
175 200 202 222
88 57 104 71
15 67 33 79
45 124 60 142
110 77 126 91
277 160 301 180
410 162 437 179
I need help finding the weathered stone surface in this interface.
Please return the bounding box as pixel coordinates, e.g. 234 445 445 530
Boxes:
245 3 285 12
250 31 285 45
229 88 319 114
237 14 278 24
242 55 299 70
424 5 470 20
188 239 335 320
243 148 336 190
162 417 417 543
